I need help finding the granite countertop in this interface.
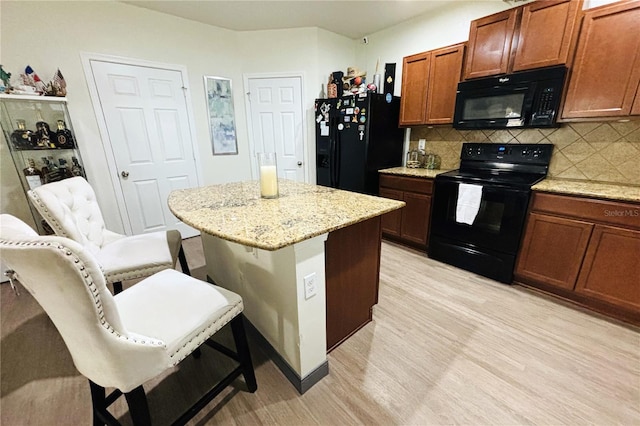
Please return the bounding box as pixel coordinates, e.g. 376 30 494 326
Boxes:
532 178 640 203
379 166 451 179
168 180 405 251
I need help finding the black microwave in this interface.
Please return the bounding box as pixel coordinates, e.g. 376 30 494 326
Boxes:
453 66 567 129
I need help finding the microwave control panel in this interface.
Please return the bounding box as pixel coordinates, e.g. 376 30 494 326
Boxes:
530 83 562 126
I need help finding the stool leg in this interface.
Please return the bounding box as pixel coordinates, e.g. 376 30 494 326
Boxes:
89 381 106 426
178 245 191 276
124 385 151 425
231 315 257 392
113 282 123 294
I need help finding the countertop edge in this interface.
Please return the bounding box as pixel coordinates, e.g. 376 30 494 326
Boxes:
170 191 405 251
379 167 450 179
532 179 640 204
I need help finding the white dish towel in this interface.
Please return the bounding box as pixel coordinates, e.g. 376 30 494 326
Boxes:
455 183 483 225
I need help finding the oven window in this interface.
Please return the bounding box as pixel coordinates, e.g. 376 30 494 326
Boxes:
475 200 506 233
462 93 526 120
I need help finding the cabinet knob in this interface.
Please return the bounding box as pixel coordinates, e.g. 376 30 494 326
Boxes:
297 161 303 166
121 171 129 178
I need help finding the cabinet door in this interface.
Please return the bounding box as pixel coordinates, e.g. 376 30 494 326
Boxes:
399 52 430 126
512 0 580 72
379 187 403 237
575 225 640 312
632 82 640 116
562 1 640 119
426 43 465 124
400 192 431 246
515 213 593 290
464 9 519 79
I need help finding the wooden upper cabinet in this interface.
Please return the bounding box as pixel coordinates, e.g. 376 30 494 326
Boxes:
463 9 518 79
562 1 640 119
400 43 465 126
512 0 581 72
426 43 466 124
464 0 580 79
399 52 430 126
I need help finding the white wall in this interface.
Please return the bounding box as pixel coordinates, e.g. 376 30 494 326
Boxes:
1 3 357 231
1 1 244 232
237 27 355 184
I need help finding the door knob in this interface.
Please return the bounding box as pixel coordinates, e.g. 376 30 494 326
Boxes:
121 171 130 178
297 161 303 166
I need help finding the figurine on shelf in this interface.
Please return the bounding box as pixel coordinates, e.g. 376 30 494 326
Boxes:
0 65 11 93
25 65 46 94
46 69 67 97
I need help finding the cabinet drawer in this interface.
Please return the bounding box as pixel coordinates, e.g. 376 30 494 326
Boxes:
531 192 640 229
379 175 433 194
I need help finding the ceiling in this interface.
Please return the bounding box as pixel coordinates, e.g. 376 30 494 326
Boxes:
122 1 483 40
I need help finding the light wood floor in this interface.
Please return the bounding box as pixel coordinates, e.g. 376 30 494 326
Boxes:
1 237 639 425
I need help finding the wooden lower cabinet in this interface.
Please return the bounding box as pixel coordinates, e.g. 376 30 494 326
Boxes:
515 192 640 324
575 225 640 313
379 174 433 249
325 216 381 352
516 213 593 290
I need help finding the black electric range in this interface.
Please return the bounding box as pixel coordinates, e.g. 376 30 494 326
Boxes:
428 143 553 283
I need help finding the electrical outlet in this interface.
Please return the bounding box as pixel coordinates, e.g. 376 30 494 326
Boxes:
418 139 426 150
304 273 317 300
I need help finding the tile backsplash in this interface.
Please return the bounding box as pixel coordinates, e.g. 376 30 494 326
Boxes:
410 121 640 185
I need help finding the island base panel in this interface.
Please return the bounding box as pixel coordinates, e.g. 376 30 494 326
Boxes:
202 233 328 392
325 216 382 352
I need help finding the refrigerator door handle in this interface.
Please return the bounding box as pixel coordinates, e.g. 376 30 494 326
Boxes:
330 116 340 188
334 127 341 188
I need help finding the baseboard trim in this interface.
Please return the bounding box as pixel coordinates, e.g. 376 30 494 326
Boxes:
207 275 329 394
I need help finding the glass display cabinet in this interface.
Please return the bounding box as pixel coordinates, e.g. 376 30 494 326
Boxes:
1 94 86 234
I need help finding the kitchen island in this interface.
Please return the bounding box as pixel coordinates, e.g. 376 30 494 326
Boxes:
168 180 404 393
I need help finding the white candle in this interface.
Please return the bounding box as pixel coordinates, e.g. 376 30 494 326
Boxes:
260 165 278 198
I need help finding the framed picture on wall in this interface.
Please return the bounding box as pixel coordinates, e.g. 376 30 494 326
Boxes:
204 76 238 155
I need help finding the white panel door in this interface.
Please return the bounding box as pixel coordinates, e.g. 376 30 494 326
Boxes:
89 60 198 237
247 77 305 181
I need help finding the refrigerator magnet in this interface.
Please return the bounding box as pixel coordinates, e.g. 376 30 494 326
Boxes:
316 114 323 123
344 116 350 122
354 107 360 114
338 123 344 130
346 108 354 114
352 116 358 123
359 116 366 123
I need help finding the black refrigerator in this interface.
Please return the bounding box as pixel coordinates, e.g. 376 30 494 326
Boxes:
315 93 404 195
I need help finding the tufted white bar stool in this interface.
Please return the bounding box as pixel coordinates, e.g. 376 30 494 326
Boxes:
0 214 257 425
27 177 190 294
